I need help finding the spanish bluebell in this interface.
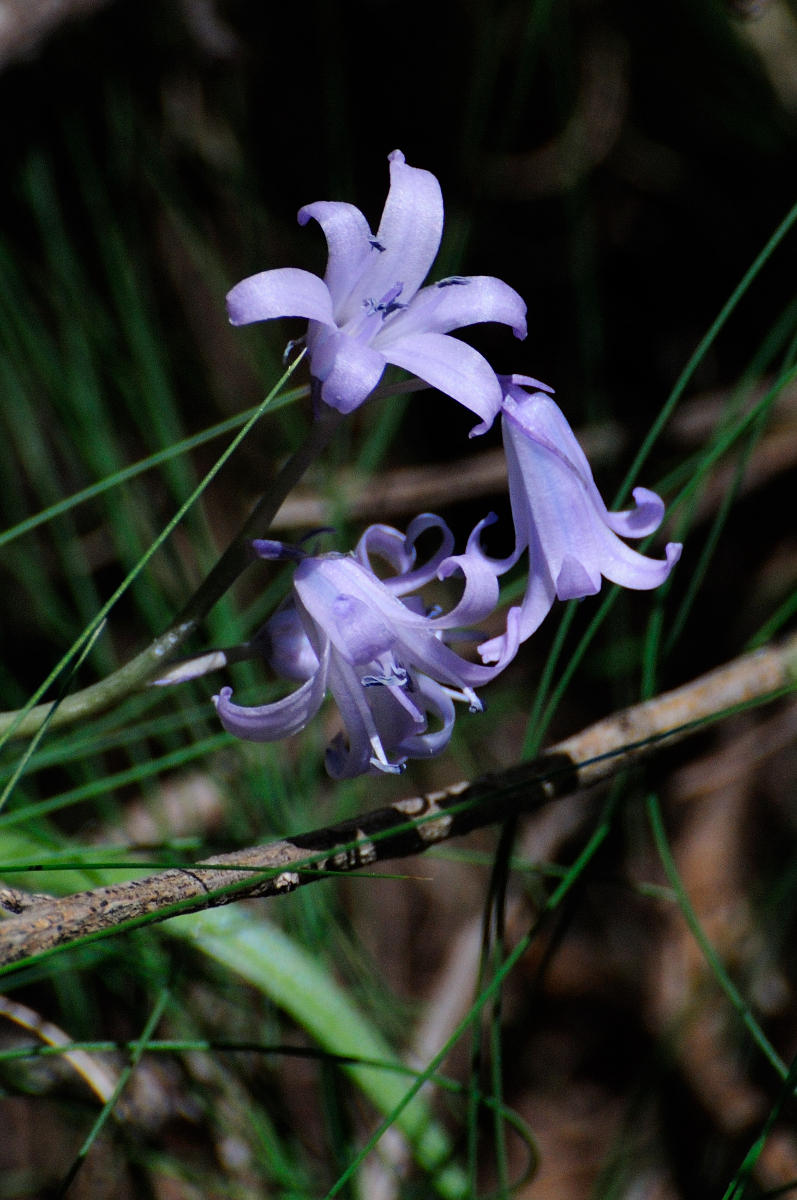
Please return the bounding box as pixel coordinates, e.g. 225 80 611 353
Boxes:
213 515 514 778
475 376 683 666
226 151 527 434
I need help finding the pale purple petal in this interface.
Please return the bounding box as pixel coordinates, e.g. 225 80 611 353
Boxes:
381 332 503 436
331 593 397 664
375 276 527 346
213 642 330 743
432 549 501 629
504 389 593 487
500 373 555 394
482 380 684 671
394 623 505 690
355 514 456 595
594 536 682 591
339 150 444 324
555 555 601 600
394 675 455 759
387 514 456 595
326 651 402 778
604 487 665 538
264 604 320 682
297 201 374 317
465 512 523 578
367 678 426 751
310 331 386 413
226 267 335 327
479 597 538 668
355 524 415 579
504 405 604 598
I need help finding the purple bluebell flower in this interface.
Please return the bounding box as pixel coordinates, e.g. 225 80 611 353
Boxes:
213 515 514 778
225 151 527 434
474 376 683 666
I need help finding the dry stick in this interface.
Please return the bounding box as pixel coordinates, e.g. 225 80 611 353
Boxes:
1 632 795 967
0 377 430 742
0 403 345 742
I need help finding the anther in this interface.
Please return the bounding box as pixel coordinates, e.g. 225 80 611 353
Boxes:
362 667 409 688
283 335 307 364
251 539 307 563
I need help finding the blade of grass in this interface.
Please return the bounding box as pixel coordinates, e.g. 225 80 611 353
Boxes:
0 620 108 815
320 784 622 1199
0 351 306 750
646 793 786 1079
55 987 169 1198
614 194 797 508
0 389 307 551
170 907 469 1199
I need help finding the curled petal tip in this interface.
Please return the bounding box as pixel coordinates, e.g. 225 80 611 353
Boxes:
212 687 232 709
388 149 406 164
468 413 498 438
509 374 555 394
666 542 683 568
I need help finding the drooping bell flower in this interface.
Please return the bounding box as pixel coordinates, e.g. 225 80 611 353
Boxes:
225 151 527 434
475 376 682 666
213 515 514 779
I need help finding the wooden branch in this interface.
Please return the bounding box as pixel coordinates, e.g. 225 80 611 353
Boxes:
1 633 795 967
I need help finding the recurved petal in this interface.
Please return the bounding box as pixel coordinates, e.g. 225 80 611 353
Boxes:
433 549 500 629
226 267 335 327
598 535 682 591
465 511 523 578
478 604 525 668
297 201 374 316
398 623 506 690
381 332 503 436
375 276 527 345
604 487 665 539
356 524 415 579
311 331 386 413
394 675 456 759
339 150 444 323
213 642 330 743
503 374 555 394
387 514 456 595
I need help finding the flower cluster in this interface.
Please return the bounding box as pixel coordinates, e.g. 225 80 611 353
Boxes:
212 152 682 777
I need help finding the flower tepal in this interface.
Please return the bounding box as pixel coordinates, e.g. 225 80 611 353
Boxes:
476 376 682 666
225 151 527 434
213 515 514 778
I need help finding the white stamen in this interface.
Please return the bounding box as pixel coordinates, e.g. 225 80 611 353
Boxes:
441 686 484 714
369 735 403 774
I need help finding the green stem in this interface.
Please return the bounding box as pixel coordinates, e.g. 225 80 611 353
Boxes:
0 371 343 742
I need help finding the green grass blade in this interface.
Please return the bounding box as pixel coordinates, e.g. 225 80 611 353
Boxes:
170 907 468 1198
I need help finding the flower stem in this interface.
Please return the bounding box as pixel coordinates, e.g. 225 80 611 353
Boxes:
0 402 344 741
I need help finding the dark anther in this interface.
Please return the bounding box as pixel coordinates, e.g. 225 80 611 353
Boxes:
369 239 386 252
283 335 307 364
251 539 307 563
380 301 408 318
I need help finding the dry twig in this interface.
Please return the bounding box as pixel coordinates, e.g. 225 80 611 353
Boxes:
0 632 795 967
